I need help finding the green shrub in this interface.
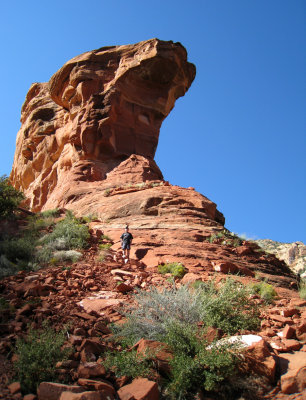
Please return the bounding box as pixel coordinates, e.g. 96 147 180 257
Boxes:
0 175 24 218
101 234 111 241
25 215 55 236
81 214 98 223
104 349 153 379
0 236 35 265
114 279 259 345
0 254 18 278
14 322 71 393
164 322 238 399
0 210 87 274
158 262 186 278
42 212 89 250
206 230 244 247
99 243 112 250
250 281 277 303
298 281 306 300
110 280 260 399
39 209 61 218
199 279 260 334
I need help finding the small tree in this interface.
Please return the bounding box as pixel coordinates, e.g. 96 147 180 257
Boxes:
0 175 24 218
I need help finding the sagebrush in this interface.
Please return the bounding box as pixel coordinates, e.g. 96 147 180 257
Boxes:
115 279 260 345
110 280 256 399
14 322 71 393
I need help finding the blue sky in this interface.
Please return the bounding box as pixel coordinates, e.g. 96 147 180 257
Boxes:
0 1 305 243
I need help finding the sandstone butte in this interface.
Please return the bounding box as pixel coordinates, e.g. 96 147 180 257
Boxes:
10 38 295 280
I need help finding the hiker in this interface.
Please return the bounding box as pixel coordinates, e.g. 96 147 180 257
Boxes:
121 226 133 260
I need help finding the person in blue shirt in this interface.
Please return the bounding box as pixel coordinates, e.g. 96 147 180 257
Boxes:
120 226 133 260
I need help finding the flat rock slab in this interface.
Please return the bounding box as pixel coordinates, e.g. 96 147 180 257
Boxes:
37 382 85 400
279 352 306 394
79 298 122 315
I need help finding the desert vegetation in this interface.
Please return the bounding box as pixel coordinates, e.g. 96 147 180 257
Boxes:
14 322 71 393
0 207 89 277
106 278 261 399
249 280 278 303
157 262 187 278
0 175 24 218
206 229 244 247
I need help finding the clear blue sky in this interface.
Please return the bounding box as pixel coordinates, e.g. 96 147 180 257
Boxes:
0 1 305 243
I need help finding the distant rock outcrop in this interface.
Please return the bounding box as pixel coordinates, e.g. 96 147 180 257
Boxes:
256 240 306 277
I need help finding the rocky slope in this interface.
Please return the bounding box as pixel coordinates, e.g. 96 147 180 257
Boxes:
3 39 305 399
256 240 306 278
8 39 302 277
0 227 305 399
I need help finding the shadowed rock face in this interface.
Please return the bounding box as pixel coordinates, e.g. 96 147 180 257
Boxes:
10 39 195 210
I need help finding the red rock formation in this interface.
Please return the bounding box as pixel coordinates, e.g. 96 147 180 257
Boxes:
9 39 299 277
10 39 233 266
10 38 195 212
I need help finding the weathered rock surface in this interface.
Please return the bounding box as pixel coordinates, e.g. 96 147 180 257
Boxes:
0 231 305 399
10 38 195 212
117 378 159 400
9 38 232 267
9 39 298 276
256 239 306 276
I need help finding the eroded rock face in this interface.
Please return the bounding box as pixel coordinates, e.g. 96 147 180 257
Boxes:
256 240 306 276
10 39 195 211
10 39 230 265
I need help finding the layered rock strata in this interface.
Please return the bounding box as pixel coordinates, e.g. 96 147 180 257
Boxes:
9 39 297 277
10 38 195 211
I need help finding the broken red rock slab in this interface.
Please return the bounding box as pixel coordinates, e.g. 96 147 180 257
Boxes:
241 339 277 383
117 378 159 400
60 392 109 400
8 382 21 395
280 339 302 352
133 338 173 374
277 325 296 340
279 352 306 394
270 315 294 326
79 296 122 316
116 282 133 294
77 362 106 379
37 382 85 400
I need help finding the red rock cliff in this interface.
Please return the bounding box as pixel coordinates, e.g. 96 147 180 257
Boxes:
11 39 231 266
10 39 195 210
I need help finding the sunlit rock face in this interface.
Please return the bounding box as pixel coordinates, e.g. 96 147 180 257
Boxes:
10 39 195 211
11 39 232 267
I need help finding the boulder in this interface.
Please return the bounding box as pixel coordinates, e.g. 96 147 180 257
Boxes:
77 362 106 379
37 383 85 400
77 379 115 395
241 339 276 382
180 273 202 285
117 378 159 400
8 382 21 394
296 322 306 342
213 262 238 274
134 338 173 374
279 352 306 394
